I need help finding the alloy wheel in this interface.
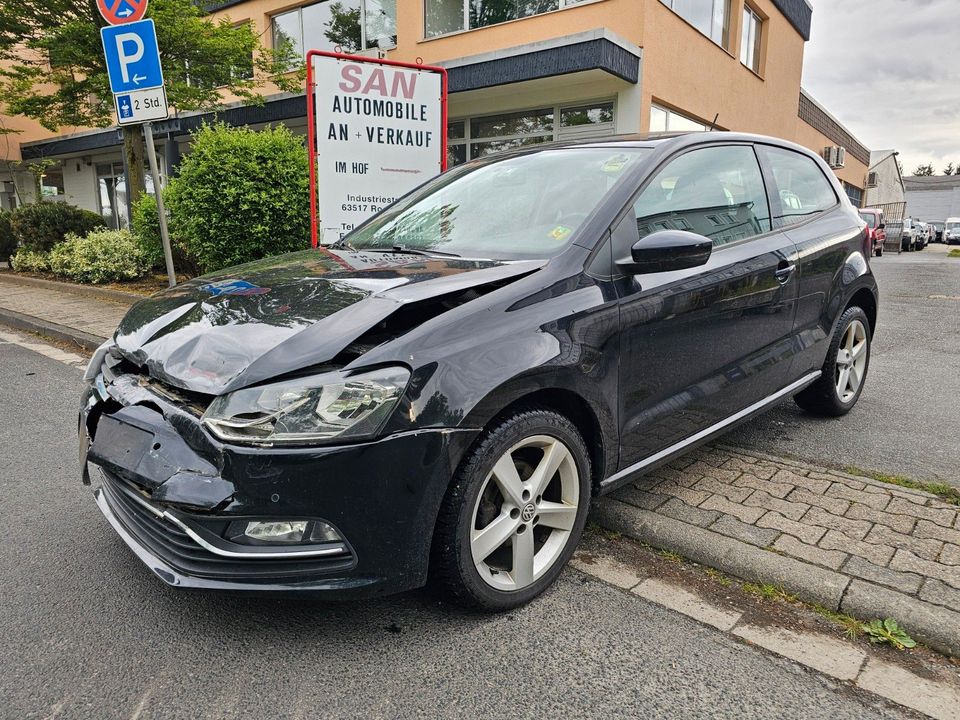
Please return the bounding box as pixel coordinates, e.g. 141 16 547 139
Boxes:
470 435 579 591
835 319 868 403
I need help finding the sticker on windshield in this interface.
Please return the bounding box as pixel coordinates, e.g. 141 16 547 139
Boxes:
601 154 630 174
549 225 573 242
201 279 271 297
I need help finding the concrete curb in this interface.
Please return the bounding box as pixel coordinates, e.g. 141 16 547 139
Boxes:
0 271 143 304
0 307 105 353
592 496 960 657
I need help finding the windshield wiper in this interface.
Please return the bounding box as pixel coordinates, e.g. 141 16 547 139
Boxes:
360 245 462 258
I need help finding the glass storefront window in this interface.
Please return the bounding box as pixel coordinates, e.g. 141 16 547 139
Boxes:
96 162 156 230
40 167 65 198
447 101 615 167
649 103 707 132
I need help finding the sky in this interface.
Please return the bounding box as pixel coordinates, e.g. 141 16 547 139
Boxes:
801 0 960 174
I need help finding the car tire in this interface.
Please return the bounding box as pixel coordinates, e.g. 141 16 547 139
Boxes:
794 306 871 417
431 408 591 611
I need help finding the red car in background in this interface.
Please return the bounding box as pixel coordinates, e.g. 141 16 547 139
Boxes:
859 208 885 257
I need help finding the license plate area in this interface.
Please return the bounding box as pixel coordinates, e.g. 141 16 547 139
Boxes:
89 414 154 471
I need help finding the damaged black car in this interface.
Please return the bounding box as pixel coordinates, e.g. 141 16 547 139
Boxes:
81 133 878 610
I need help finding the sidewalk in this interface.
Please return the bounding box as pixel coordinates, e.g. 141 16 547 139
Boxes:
2 270 958 657
0 272 135 350
595 444 960 656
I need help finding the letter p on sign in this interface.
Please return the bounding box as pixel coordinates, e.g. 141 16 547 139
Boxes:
115 33 144 83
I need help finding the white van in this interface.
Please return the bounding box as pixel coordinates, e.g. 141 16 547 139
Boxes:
946 217 960 245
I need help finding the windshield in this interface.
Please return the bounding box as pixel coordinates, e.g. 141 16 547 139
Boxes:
345 148 650 260
858 212 877 228
948 222 960 230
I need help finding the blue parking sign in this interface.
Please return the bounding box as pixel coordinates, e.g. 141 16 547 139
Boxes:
101 19 164 95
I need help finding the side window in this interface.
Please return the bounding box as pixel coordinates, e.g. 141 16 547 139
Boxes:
764 146 838 227
619 145 771 258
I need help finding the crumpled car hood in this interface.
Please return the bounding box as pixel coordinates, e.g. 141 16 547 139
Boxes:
114 247 542 395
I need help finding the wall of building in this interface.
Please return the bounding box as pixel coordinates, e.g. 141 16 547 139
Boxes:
863 154 904 208
904 178 960 224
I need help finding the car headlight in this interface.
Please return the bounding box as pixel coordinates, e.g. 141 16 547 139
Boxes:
202 366 410 445
83 340 115 383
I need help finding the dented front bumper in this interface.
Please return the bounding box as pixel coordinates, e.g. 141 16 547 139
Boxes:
81 376 478 596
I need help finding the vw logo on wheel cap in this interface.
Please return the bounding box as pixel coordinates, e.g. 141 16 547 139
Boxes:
521 503 536 522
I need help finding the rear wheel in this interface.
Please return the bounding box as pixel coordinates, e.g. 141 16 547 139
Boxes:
794 306 871 417
432 408 591 611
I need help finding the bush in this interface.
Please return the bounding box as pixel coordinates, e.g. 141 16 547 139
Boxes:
9 202 104 252
47 229 152 284
0 210 15 261
130 193 165 268
10 247 50 273
165 123 310 273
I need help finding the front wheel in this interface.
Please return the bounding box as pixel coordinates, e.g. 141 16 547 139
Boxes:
431 408 591 611
794 306 871 416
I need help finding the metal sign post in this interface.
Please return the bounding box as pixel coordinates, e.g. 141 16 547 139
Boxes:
143 123 176 287
100 12 176 286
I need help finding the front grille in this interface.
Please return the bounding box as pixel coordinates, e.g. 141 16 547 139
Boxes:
101 473 355 582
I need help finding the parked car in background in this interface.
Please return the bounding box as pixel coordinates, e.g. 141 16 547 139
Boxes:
932 222 945 243
858 208 885 256
946 217 960 245
901 218 917 251
915 221 928 251
79 133 879 609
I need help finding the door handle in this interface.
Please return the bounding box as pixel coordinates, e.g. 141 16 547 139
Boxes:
775 263 796 283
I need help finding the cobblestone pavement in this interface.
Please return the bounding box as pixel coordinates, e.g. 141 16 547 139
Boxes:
0 281 130 340
607 444 960 628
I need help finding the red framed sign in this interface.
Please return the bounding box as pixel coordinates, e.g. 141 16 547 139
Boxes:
306 50 448 247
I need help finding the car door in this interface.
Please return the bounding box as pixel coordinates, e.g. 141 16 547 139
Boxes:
757 144 867 379
613 143 800 468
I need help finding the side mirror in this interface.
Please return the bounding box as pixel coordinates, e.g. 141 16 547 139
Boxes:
615 230 712 274
878 223 885 229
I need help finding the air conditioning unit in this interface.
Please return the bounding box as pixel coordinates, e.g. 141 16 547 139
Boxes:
822 146 846 169
865 171 878 188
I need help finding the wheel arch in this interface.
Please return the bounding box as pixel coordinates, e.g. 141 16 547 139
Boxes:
845 286 878 337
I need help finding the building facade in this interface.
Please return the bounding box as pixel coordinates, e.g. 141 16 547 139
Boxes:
863 150 905 209
2 0 872 227
904 176 960 225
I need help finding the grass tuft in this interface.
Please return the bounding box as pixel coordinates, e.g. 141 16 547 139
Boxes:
843 466 960 507
742 582 799 604
813 604 863 639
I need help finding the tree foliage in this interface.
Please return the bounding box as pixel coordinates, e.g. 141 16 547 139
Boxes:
164 123 310 273
912 163 935 177
0 0 303 133
944 162 956 176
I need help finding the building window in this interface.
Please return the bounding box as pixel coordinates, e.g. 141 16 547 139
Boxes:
660 0 730 48
40 166 65 199
842 182 863 208
649 104 708 132
447 101 615 166
425 0 590 38
96 162 157 230
740 4 762 73
363 0 397 49
273 0 363 62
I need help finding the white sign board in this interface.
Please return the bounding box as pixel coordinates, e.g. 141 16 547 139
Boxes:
311 55 444 244
115 86 168 125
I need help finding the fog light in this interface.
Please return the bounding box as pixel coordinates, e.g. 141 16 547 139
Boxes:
225 519 344 546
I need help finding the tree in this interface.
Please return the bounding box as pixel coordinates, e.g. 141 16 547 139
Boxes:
944 162 956 176
323 2 362 52
912 163 935 176
0 0 302 207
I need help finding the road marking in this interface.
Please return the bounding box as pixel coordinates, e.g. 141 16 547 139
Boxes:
0 329 88 370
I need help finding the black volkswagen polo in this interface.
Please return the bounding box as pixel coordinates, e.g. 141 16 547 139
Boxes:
81 133 878 610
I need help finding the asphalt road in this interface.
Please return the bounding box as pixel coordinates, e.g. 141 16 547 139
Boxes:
0 338 905 720
727 241 960 486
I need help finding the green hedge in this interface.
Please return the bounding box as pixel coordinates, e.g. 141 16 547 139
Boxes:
164 123 310 273
9 202 104 252
0 210 15 261
47 230 152 284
